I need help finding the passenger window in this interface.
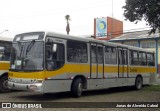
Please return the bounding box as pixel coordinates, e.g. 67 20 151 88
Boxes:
130 50 139 65
147 53 155 66
67 40 87 63
105 46 117 64
139 52 147 66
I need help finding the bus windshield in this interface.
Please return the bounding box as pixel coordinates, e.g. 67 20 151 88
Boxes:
10 41 44 71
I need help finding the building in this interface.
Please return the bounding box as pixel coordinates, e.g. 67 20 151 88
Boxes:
109 30 160 74
94 17 123 40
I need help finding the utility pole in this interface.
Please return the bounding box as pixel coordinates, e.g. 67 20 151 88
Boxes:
111 0 114 38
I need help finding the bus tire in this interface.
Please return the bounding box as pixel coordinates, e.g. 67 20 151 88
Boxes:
0 76 10 93
71 78 82 97
135 76 143 90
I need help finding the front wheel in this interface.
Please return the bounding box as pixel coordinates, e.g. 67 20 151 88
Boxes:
0 76 10 93
135 76 143 90
71 78 83 97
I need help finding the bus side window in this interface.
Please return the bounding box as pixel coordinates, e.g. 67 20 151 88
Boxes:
105 46 117 64
67 40 88 63
147 53 155 66
130 50 138 65
139 52 147 66
152 54 155 66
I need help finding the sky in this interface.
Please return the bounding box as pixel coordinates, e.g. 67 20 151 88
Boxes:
0 0 150 38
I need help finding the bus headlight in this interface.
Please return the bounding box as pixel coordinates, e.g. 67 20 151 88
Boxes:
29 85 38 90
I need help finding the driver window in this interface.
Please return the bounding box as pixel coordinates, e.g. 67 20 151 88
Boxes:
46 39 65 71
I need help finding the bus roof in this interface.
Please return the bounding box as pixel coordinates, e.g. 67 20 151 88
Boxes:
45 31 155 54
0 36 13 42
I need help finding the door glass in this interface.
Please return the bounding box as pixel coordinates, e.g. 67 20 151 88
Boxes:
97 46 103 64
91 45 97 63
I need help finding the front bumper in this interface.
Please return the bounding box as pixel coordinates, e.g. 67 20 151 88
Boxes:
8 81 43 92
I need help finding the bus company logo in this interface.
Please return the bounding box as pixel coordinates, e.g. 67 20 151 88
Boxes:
2 103 11 108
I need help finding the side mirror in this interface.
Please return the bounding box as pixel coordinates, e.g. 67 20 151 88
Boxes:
52 44 57 52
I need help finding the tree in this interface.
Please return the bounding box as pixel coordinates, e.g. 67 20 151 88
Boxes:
123 0 160 34
65 15 71 35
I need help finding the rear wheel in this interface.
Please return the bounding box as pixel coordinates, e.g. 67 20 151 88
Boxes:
0 76 10 93
135 76 143 90
71 78 83 97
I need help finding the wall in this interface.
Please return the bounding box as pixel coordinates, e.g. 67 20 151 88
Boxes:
106 17 123 38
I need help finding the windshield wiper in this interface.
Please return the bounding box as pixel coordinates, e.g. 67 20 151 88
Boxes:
26 40 35 53
24 40 35 58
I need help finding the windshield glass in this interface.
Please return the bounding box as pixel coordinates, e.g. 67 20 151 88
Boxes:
10 41 44 71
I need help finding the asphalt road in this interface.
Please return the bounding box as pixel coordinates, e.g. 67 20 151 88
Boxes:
0 86 160 111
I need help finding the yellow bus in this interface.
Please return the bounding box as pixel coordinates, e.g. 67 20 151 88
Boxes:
0 37 12 92
8 31 156 97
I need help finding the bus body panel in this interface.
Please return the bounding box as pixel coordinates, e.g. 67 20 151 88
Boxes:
0 61 10 71
8 65 156 92
43 80 72 93
0 61 10 77
9 71 45 79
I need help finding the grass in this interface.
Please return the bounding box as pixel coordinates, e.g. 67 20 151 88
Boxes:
142 85 160 91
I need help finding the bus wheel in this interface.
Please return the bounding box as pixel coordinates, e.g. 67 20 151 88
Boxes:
135 76 143 90
0 76 10 93
71 78 82 97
